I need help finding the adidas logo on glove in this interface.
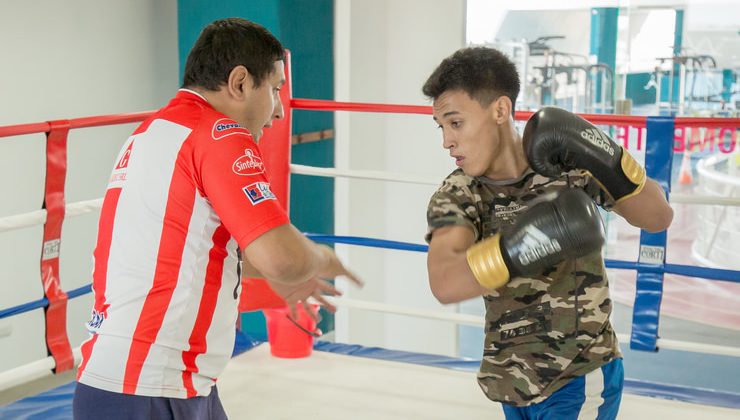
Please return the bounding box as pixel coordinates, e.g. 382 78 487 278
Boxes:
580 128 615 157
517 225 563 266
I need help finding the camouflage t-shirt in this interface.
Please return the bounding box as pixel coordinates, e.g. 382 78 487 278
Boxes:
426 168 622 407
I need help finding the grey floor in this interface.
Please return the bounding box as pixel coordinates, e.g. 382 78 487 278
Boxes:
3 343 739 420
217 344 740 420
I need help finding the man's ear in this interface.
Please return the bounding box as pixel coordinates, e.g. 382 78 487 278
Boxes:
491 96 513 124
227 65 253 99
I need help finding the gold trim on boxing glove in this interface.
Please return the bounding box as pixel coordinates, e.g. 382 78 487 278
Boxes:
616 148 647 204
465 234 510 290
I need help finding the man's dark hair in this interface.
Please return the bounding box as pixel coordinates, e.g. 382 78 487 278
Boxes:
183 18 285 91
422 47 520 111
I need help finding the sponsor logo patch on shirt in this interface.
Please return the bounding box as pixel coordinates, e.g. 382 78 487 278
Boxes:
243 182 276 205
494 202 524 225
109 139 134 187
212 118 251 140
115 141 134 170
86 309 106 333
232 149 264 176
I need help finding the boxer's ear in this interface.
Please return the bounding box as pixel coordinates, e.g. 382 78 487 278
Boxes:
227 65 254 98
490 96 512 124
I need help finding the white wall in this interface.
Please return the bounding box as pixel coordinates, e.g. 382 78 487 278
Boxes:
0 0 178 372
334 0 466 356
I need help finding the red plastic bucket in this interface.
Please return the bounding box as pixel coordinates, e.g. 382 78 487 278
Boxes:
263 304 320 358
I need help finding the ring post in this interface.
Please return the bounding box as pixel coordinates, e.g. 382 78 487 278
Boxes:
630 116 674 351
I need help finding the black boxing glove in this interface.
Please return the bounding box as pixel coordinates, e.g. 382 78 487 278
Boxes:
466 188 605 289
523 106 646 203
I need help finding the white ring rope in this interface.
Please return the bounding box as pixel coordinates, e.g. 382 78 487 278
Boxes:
290 164 440 186
329 297 486 327
669 193 740 207
0 347 82 394
326 297 740 358
290 164 740 207
0 198 103 234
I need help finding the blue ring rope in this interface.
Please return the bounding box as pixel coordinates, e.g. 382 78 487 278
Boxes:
306 234 740 283
0 284 91 319
1 235 738 319
305 233 428 253
605 259 740 283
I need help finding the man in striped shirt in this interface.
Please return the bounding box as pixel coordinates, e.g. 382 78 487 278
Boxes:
73 18 360 420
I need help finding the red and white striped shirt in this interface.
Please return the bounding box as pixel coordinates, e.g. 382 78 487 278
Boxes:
77 89 289 398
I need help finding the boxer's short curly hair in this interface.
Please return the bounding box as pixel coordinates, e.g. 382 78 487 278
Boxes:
183 18 285 91
423 47 520 112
